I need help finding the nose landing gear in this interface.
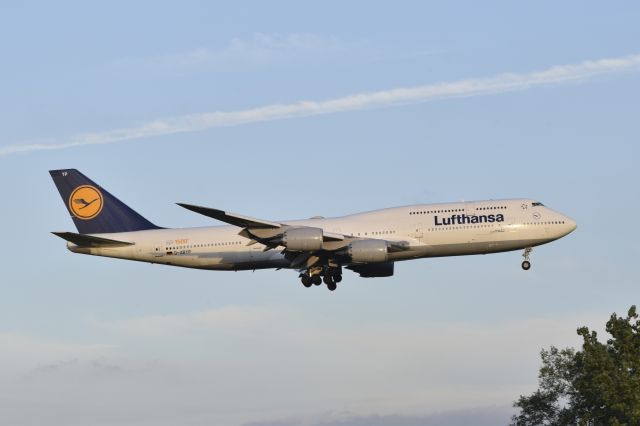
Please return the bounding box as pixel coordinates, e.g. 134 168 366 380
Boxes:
522 247 532 270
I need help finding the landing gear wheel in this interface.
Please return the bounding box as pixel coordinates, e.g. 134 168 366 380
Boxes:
333 274 342 283
522 260 531 271
301 275 312 287
323 274 337 291
312 275 322 286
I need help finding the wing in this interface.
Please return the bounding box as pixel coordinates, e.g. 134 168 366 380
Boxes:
178 202 343 242
177 203 409 270
177 203 281 229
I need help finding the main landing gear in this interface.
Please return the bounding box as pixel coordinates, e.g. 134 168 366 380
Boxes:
522 247 532 271
299 266 342 291
300 274 312 287
300 274 321 287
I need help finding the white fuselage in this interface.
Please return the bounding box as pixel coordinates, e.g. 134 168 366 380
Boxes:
66 199 576 272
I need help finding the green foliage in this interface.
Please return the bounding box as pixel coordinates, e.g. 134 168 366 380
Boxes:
512 306 640 426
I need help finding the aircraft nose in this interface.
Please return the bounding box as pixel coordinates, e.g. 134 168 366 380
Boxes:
565 217 577 234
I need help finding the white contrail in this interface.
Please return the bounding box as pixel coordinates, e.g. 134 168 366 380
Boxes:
2 54 639 157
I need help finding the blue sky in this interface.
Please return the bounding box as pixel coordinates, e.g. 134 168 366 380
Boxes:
1 2 639 425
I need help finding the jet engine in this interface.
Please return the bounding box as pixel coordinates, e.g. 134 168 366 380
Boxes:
348 239 388 263
282 227 323 251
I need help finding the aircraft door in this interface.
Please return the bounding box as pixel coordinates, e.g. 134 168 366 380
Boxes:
465 202 477 243
464 201 476 217
153 242 164 257
413 223 424 242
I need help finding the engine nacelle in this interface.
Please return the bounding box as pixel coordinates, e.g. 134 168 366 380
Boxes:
282 227 323 251
348 239 388 263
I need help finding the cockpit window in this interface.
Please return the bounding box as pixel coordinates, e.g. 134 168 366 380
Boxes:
532 202 544 207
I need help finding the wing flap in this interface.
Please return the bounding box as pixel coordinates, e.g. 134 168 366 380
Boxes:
52 232 134 247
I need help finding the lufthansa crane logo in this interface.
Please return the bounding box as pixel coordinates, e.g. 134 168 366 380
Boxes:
69 185 103 220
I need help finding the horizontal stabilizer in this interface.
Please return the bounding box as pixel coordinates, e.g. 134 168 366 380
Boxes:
177 203 281 229
52 232 134 247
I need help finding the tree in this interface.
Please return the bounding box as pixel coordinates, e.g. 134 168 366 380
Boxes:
511 306 640 426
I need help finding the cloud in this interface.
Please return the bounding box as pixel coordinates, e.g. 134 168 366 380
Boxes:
118 33 369 72
244 405 516 426
2 53 639 157
0 332 113 374
0 307 607 426
103 305 283 338
29 358 123 377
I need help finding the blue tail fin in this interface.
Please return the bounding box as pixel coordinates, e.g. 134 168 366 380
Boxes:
49 169 161 234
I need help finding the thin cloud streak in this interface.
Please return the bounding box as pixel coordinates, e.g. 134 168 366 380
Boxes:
3 54 639 157
119 33 369 71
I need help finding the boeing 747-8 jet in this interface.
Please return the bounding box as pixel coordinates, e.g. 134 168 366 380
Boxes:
50 169 576 291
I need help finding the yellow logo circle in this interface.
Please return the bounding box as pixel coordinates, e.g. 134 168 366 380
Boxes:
69 185 103 220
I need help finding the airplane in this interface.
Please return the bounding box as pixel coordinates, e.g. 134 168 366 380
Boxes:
50 169 577 291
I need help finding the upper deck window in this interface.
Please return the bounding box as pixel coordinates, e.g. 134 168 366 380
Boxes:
532 202 544 207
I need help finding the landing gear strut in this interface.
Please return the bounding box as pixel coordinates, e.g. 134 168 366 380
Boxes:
522 247 532 271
